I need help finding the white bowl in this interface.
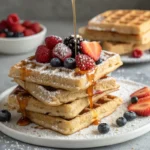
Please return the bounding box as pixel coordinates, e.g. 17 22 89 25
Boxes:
0 24 47 54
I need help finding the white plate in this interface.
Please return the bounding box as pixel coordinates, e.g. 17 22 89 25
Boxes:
121 51 150 63
0 80 150 149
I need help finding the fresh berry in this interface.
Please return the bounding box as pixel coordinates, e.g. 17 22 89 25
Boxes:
64 35 83 57
52 43 72 61
98 123 110 134
96 58 103 65
130 87 150 99
7 13 20 26
29 22 42 33
50 58 62 67
138 95 150 102
45 35 63 50
128 98 150 116
35 45 51 63
0 20 8 31
0 110 11 122
124 111 137 121
22 20 32 28
116 117 127 127
132 49 143 58
6 31 14 37
13 32 24 37
64 58 76 69
23 29 35 36
11 24 25 33
81 41 102 61
131 96 138 104
75 54 95 71
0 33 6 38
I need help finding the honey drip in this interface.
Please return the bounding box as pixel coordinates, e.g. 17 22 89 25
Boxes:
17 94 30 126
71 0 77 55
75 68 99 125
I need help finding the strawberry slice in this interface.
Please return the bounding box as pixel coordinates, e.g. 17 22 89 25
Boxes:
130 87 150 98
128 98 150 116
81 41 102 61
138 95 150 102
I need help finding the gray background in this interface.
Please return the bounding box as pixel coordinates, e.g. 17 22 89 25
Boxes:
0 0 150 150
0 0 150 21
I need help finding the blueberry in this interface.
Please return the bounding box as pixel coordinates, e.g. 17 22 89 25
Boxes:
0 110 11 122
6 31 14 38
116 117 127 127
13 32 24 38
64 58 76 69
96 58 103 65
50 58 62 67
98 123 110 134
124 111 137 121
131 96 138 104
3 28 9 34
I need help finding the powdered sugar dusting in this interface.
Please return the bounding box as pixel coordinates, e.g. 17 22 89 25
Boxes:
0 80 150 142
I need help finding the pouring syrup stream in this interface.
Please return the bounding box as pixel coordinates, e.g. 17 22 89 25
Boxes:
71 0 77 56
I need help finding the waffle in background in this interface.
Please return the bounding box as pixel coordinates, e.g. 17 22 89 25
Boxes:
79 10 150 55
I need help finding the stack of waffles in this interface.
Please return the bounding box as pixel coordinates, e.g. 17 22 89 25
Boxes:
8 50 123 135
79 10 150 55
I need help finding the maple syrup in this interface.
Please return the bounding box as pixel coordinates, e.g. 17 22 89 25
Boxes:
71 0 77 55
17 94 30 126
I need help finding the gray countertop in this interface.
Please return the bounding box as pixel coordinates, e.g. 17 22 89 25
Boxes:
0 21 150 150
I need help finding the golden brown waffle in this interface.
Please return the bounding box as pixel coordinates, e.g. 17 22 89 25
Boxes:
79 26 150 44
14 77 117 106
88 10 150 34
23 95 122 135
9 51 123 91
8 85 119 119
102 41 150 55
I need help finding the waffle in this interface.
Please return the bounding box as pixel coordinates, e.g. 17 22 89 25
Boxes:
8 85 119 119
14 77 117 106
88 10 150 34
9 51 123 91
102 41 150 55
79 26 150 44
23 95 122 135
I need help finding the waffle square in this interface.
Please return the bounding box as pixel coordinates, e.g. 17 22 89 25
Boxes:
8 85 119 119
102 41 150 55
8 94 122 135
79 26 150 44
14 76 117 106
9 51 123 91
88 10 150 34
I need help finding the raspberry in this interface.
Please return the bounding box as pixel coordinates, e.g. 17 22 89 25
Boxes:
0 33 6 38
35 45 51 63
45 35 63 50
23 29 35 36
7 13 20 26
52 43 72 61
11 24 25 33
76 54 95 71
132 49 143 58
29 23 42 33
22 20 32 28
0 20 8 31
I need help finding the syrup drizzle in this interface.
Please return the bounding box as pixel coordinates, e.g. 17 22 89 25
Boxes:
17 94 31 126
72 0 77 56
75 68 99 125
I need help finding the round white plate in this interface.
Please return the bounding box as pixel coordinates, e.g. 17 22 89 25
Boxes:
121 51 150 63
0 80 150 149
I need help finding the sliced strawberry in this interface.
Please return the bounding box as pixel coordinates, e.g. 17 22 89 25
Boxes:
138 95 150 102
80 41 102 61
128 98 150 116
130 87 150 98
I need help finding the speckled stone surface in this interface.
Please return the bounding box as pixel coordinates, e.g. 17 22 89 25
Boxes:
0 21 150 150
0 0 150 21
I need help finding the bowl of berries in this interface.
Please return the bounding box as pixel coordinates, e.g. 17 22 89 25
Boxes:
0 13 47 54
